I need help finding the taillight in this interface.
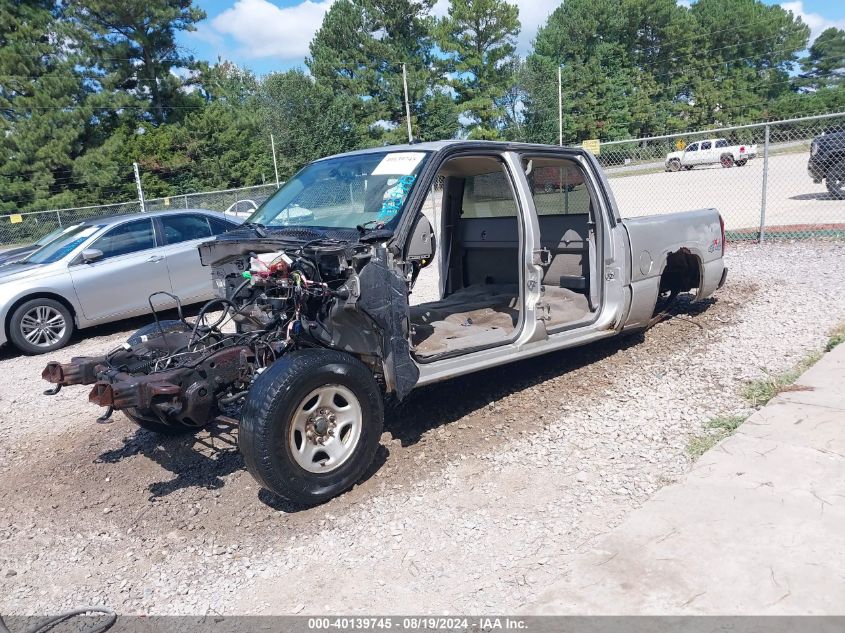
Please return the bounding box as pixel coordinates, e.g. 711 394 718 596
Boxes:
739 146 746 153
719 214 726 255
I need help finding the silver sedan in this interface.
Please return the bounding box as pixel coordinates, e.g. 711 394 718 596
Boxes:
0 209 240 354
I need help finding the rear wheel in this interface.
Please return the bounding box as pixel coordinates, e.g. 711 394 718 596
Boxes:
9 298 74 354
826 160 845 200
239 349 384 506
720 154 735 168
667 159 681 172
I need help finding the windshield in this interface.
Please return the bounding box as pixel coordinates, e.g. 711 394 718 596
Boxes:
249 151 431 230
23 224 103 264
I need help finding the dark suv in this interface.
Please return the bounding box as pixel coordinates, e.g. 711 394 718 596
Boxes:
808 131 845 199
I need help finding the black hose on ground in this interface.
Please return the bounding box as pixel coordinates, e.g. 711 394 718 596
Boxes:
0 606 116 633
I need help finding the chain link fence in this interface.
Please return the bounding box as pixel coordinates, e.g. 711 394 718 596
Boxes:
0 184 279 248
2 112 843 249
599 111 845 240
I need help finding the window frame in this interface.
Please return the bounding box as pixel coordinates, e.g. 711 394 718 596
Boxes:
686 143 700 152
158 213 214 246
81 218 158 262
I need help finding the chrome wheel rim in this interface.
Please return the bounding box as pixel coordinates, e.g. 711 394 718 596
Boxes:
20 305 66 348
288 384 362 474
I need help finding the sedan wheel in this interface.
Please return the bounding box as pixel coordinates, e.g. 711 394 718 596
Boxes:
9 298 74 354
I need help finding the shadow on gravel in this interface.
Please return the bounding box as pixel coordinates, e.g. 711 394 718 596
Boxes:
96 419 243 499
790 191 840 201
385 293 714 448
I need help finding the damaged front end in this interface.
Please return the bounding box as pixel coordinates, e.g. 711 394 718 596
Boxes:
42 229 422 430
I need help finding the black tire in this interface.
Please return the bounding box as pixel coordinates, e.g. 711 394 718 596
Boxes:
123 407 202 435
826 160 845 200
720 154 735 168
9 297 74 354
239 349 384 506
683 165 693 171
736 159 748 167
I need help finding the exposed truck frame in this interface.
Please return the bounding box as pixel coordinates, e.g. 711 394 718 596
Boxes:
43 140 727 505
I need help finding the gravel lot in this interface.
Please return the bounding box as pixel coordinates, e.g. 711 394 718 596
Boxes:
1 240 844 616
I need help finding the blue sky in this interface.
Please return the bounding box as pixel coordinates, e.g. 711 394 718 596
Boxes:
177 0 845 77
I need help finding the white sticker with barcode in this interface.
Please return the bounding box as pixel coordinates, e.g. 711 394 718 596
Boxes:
371 152 426 176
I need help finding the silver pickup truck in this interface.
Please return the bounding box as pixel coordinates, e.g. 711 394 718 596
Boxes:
44 140 727 505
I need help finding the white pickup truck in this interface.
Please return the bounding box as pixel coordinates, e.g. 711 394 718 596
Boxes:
665 138 757 171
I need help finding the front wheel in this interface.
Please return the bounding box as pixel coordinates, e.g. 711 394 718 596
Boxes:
667 159 681 172
826 160 845 200
9 298 74 354
239 349 384 506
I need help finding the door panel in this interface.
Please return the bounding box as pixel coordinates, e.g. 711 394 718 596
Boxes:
69 219 172 322
159 214 216 303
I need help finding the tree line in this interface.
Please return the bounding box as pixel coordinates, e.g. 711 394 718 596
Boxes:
1 0 844 214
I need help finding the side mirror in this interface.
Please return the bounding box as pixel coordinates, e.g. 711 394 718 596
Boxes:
81 248 104 264
406 215 435 267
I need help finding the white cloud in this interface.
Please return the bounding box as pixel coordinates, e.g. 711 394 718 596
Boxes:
210 0 335 60
781 1 845 42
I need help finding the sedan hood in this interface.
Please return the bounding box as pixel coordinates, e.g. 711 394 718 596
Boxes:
0 246 36 266
0 262 43 281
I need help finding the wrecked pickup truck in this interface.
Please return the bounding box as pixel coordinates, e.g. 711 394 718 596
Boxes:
43 140 727 505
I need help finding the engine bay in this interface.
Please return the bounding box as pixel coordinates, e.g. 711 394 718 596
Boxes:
41 228 429 429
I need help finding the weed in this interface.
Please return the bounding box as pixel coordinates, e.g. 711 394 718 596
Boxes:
686 414 748 458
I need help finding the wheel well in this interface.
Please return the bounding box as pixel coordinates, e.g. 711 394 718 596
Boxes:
5 293 77 339
659 249 701 294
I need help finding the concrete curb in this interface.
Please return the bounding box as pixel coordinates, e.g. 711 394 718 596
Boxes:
528 344 845 615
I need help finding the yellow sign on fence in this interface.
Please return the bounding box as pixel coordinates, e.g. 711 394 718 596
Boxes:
9 214 22 224
581 139 601 155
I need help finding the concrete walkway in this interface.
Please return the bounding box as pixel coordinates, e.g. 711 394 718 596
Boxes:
530 344 845 615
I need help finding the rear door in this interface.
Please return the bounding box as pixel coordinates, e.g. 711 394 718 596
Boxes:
158 213 234 303
69 218 172 322
698 140 714 164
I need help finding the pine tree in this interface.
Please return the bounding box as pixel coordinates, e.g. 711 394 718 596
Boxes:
435 0 520 138
801 28 845 90
0 0 89 212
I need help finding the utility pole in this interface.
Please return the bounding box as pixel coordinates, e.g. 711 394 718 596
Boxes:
270 134 280 189
402 63 413 143
133 162 146 213
558 66 563 146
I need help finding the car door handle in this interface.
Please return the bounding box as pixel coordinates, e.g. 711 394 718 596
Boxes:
147 255 164 263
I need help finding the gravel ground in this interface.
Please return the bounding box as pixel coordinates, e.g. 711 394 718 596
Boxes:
1 240 844 616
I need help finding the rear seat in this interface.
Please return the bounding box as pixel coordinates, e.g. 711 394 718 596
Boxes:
458 215 590 290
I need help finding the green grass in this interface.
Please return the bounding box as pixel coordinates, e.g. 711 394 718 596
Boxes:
825 324 845 352
686 415 748 458
742 351 822 407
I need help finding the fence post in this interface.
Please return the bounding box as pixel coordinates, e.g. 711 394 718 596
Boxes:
133 162 146 213
758 124 770 243
55 210 62 228
270 134 280 189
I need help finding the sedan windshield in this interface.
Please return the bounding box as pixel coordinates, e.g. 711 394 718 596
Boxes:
23 224 103 264
249 151 430 230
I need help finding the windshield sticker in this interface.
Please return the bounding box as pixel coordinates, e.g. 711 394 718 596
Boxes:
371 152 426 176
377 175 417 220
